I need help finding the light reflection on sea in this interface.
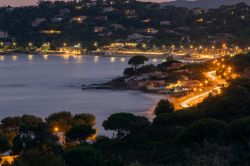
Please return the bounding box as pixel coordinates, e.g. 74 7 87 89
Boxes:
0 54 165 133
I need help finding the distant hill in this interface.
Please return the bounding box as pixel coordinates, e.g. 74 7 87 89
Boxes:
161 0 250 9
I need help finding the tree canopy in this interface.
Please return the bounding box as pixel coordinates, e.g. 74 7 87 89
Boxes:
66 124 96 143
128 55 149 71
154 99 174 116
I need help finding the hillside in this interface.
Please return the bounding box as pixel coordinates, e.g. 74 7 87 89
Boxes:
1 0 250 51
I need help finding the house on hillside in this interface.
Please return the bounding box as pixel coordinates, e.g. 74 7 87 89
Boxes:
141 18 150 23
90 0 97 6
144 28 158 34
103 7 114 13
59 8 70 17
51 17 63 22
93 26 105 33
32 18 46 27
181 36 191 43
0 31 8 39
110 24 125 30
95 16 108 21
128 33 145 40
70 16 87 23
160 20 171 26
125 9 136 15
168 62 184 70
0 151 17 166
192 8 205 15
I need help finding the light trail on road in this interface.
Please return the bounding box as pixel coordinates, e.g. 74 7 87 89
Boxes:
181 71 219 108
181 86 220 108
181 91 210 108
207 71 217 80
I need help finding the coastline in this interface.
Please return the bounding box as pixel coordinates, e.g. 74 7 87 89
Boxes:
81 76 166 94
0 51 213 64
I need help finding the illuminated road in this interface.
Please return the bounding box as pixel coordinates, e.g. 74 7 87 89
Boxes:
181 71 220 108
207 71 217 80
181 91 210 108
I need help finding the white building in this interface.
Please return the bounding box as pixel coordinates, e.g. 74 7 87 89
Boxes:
103 7 114 13
110 23 125 30
0 31 8 39
32 18 46 27
160 21 171 26
70 16 87 23
144 28 158 34
51 17 63 22
128 33 145 40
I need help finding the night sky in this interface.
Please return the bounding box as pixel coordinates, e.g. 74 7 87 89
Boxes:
0 0 172 7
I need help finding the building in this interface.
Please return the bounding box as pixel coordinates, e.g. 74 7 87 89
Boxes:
54 132 66 145
144 28 158 34
95 16 108 21
93 27 105 33
0 153 17 166
90 0 97 6
32 18 46 27
192 8 205 15
181 36 191 43
125 9 136 15
103 7 114 13
0 31 8 39
128 33 145 40
51 17 63 22
141 18 150 23
41 30 61 35
160 20 171 26
70 16 87 23
177 26 191 32
110 24 125 30
126 15 137 19
59 8 70 17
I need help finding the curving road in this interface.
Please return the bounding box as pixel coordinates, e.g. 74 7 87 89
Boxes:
181 71 219 108
181 91 210 108
207 71 217 80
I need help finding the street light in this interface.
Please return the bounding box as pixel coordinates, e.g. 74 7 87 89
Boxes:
54 127 59 132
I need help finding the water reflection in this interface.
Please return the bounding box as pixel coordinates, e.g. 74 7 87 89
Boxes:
12 55 17 61
0 55 166 65
0 55 4 61
62 55 69 61
94 56 99 63
43 55 49 61
74 55 83 63
28 54 33 61
120 58 126 62
110 57 115 63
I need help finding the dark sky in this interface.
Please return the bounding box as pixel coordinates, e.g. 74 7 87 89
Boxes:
0 0 173 7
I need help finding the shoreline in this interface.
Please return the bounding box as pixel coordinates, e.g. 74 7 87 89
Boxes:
81 78 164 123
0 51 213 63
81 76 165 95
0 50 169 58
